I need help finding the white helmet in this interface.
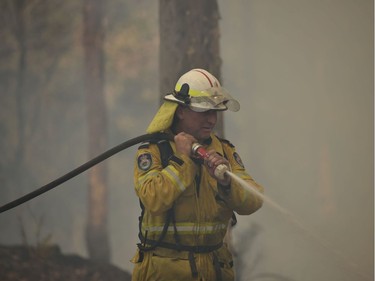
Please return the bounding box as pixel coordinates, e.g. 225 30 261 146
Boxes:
146 69 240 133
164 68 240 112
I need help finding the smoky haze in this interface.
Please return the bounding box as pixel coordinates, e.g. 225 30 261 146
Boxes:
220 1 373 280
0 1 373 281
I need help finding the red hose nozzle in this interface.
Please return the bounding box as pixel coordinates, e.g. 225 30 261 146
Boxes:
191 143 209 159
191 143 228 180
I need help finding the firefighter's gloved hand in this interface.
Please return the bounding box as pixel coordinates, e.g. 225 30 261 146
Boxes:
205 150 231 186
174 132 197 156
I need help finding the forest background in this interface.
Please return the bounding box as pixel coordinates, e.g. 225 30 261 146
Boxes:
0 1 373 281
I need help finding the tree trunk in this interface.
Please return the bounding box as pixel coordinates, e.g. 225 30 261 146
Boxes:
14 0 27 166
82 0 110 262
159 0 224 137
159 0 235 257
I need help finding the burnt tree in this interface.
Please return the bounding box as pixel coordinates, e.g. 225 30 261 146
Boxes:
82 0 110 262
159 0 224 136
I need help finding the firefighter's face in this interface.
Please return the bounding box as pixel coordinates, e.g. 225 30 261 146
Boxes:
176 106 217 141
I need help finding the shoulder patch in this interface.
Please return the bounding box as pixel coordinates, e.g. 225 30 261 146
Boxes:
233 152 244 168
137 153 153 171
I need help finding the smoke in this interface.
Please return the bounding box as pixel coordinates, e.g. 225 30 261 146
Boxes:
0 1 372 280
220 1 373 280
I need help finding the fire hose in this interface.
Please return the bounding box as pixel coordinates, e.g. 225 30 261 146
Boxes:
0 132 172 214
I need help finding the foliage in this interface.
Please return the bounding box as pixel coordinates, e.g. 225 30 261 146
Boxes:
18 206 54 258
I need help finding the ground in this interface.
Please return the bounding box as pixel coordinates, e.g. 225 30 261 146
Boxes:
0 244 132 281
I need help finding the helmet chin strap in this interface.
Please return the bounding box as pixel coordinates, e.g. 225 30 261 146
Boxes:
0 132 173 214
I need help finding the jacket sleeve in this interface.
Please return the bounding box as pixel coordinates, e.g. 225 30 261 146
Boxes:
133 143 197 215
218 141 264 215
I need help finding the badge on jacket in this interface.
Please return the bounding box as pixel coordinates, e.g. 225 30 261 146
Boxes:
138 153 153 171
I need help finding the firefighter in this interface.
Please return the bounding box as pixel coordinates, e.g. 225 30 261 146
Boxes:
131 69 264 281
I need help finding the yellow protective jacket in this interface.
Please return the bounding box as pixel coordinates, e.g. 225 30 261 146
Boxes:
131 134 264 281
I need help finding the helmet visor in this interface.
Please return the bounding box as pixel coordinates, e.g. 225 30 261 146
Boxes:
189 86 240 112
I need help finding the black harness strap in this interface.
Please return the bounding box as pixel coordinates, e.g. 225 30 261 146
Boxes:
189 251 198 278
137 139 174 254
213 253 223 281
220 142 238 228
137 204 174 253
140 239 223 253
156 139 174 167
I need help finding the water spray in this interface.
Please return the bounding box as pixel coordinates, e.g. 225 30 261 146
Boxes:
192 143 371 281
192 143 269 206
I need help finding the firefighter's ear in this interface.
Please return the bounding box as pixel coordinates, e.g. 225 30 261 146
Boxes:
175 105 184 120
